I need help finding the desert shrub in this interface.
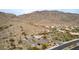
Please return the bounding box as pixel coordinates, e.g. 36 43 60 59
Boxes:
9 24 13 27
32 39 36 42
5 40 8 42
17 47 23 50
60 32 73 42
4 26 9 29
9 38 15 42
51 30 73 42
71 27 79 32
28 46 40 50
9 43 16 50
42 35 47 39
22 31 27 36
9 46 16 50
2 37 8 39
42 43 49 49
20 26 23 31
0 26 3 31
18 40 22 44
0 25 10 31
37 43 40 45
51 27 58 33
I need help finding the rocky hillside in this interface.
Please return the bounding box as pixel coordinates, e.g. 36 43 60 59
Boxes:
0 10 79 50
17 10 79 26
0 12 16 26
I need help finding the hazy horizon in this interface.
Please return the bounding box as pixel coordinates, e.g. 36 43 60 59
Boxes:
0 9 79 15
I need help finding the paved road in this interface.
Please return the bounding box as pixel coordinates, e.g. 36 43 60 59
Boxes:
71 46 79 50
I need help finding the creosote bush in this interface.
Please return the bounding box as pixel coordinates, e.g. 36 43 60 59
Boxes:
9 38 15 42
42 43 49 49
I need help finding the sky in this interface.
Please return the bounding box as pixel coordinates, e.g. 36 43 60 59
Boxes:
0 0 79 15
0 9 79 15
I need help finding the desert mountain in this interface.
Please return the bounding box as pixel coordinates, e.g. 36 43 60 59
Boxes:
7 10 79 34
0 10 79 50
17 10 79 26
